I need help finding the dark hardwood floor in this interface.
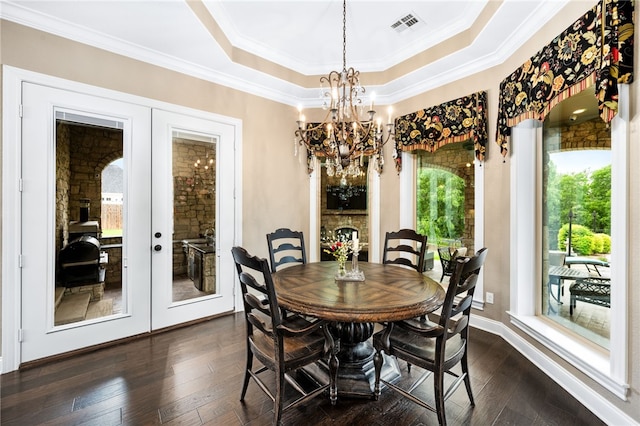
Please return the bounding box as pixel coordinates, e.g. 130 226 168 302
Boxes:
0 313 605 425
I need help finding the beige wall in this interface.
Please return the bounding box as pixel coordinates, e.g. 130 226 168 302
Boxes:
1 0 639 421
0 19 310 262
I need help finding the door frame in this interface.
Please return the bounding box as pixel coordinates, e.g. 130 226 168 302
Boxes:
1 65 244 373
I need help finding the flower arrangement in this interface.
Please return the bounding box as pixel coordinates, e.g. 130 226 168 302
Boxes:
324 237 352 272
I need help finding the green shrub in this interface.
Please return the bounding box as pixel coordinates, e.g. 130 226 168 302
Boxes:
594 233 611 254
557 224 594 255
591 234 604 254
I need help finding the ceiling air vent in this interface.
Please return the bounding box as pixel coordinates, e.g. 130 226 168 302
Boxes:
390 13 422 33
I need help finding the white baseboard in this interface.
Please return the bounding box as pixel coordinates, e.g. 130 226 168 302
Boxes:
470 316 638 426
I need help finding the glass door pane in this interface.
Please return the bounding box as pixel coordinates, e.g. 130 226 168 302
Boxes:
172 134 217 301
55 118 124 324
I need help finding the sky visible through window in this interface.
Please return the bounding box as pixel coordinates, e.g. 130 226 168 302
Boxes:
551 150 611 174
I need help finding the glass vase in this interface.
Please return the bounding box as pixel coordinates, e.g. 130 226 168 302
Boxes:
336 259 347 278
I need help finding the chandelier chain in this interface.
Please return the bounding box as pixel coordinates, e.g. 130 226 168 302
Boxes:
294 0 395 178
342 0 347 72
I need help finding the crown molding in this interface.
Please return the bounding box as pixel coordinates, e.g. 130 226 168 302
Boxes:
0 0 568 108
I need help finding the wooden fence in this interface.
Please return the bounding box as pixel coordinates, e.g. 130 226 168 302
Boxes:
101 204 122 231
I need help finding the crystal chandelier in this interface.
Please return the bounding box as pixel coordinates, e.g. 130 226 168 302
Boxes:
295 0 394 178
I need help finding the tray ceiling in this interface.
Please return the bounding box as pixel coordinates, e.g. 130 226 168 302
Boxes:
2 0 574 107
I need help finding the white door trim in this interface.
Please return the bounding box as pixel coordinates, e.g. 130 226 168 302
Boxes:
2 66 24 373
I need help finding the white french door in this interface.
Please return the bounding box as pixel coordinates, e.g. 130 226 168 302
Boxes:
150 109 235 329
17 81 236 364
20 83 152 362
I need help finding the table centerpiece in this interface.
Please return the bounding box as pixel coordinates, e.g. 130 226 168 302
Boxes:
324 232 365 281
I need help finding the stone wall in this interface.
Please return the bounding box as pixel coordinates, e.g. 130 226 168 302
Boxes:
544 117 611 152
172 138 216 276
55 122 71 253
174 241 188 276
67 124 123 225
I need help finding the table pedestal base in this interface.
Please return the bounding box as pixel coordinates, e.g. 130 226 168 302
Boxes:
303 340 400 399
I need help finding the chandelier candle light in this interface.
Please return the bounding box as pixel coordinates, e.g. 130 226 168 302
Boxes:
350 231 364 280
295 0 394 178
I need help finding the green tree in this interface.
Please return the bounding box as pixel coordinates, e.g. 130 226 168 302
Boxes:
595 233 611 253
416 168 465 244
585 165 611 233
547 159 612 254
546 161 561 239
557 172 589 227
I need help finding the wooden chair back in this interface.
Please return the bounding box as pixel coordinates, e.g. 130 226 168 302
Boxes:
232 246 283 336
438 248 488 344
382 229 428 272
266 228 307 273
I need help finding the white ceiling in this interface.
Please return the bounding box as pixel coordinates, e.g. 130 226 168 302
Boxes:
2 0 581 108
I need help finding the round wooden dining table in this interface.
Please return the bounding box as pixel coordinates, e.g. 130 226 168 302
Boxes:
272 261 445 398
274 261 444 322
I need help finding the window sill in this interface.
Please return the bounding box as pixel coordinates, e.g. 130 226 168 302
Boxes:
508 312 628 400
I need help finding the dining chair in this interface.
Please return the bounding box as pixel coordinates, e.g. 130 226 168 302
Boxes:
266 228 309 319
266 228 307 273
231 246 337 425
437 247 457 282
373 247 488 426
382 229 428 273
437 247 461 283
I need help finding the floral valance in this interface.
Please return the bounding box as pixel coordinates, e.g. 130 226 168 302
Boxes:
394 91 488 172
496 0 634 157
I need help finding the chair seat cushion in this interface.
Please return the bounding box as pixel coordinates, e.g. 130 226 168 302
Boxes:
251 316 326 365
375 326 465 366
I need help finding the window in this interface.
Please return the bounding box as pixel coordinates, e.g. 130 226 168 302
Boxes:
101 158 124 237
414 143 483 297
416 142 475 251
509 85 629 399
541 90 611 348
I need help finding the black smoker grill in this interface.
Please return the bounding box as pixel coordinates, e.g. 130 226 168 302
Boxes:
58 235 105 287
